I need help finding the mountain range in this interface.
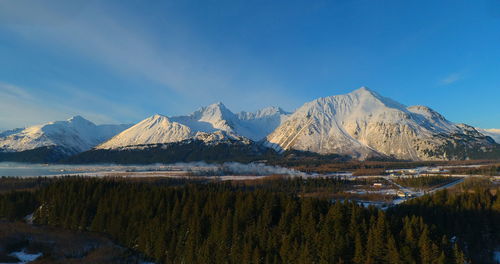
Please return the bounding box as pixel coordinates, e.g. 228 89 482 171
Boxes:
1 87 499 163
96 103 289 149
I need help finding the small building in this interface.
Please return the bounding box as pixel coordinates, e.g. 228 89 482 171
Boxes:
373 183 383 187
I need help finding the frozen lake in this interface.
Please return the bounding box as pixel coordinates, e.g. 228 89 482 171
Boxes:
0 162 128 177
0 162 306 178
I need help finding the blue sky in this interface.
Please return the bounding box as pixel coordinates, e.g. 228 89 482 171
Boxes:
0 0 499 130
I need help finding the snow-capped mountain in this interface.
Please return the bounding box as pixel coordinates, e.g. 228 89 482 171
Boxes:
476 128 500 144
171 103 289 141
266 87 496 160
2 87 498 162
97 103 290 149
97 115 192 149
237 106 290 140
0 116 131 155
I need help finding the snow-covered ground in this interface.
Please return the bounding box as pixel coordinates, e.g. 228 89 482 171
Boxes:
8 250 42 264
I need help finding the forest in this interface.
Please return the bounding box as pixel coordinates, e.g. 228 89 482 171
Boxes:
0 176 498 263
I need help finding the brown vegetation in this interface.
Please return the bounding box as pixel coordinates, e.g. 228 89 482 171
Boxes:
271 159 498 174
0 220 148 264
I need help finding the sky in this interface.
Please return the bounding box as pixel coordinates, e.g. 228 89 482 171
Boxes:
0 0 499 130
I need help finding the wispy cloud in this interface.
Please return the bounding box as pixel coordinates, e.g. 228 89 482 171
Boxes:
440 72 463 85
0 82 141 130
0 82 65 129
0 1 294 113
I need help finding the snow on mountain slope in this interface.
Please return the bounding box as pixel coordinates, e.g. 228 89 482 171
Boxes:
266 87 496 160
0 116 130 154
477 128 500 143
170 102 239 135
237 107 290 140
406 105 458 133
171 103 289 141
97 103 291 149
97 115 193 149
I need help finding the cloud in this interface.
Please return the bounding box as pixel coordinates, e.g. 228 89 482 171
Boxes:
0 82 65 129
0 0 295 113
440 73 463 85
0 82 141 130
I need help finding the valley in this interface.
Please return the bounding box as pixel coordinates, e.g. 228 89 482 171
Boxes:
0 169 498 263
1 161 497 208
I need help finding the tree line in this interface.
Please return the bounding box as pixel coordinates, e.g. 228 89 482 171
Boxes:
1 177 475 263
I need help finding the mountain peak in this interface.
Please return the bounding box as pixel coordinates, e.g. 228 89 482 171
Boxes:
205 102 229 111
150 114 168 120
253 106 289 117
67 115 95 127
68 115 88 122
352 86 375 94
145 114 173 126
348 86 382 99
343 87 408 111
192 102 235 120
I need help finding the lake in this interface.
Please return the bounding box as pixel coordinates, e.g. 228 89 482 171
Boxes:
0 162 132 177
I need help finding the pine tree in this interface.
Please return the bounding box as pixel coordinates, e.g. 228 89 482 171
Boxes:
353 232 365 264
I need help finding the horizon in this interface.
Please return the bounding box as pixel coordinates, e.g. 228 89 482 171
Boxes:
1 1 499 130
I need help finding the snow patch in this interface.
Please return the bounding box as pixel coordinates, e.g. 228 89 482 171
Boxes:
8 250 42 263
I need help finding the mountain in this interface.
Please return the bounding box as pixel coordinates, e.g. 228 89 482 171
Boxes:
3 88 498 163
476 128 500 143
67 130 275 164
266 87 498 160
97 115 192 149
97 103 290 149
0 116 131 160
170 103 289 141
237 106 290 140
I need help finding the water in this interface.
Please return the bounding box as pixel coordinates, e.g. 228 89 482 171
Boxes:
0 162 307 177
0 162 120 177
